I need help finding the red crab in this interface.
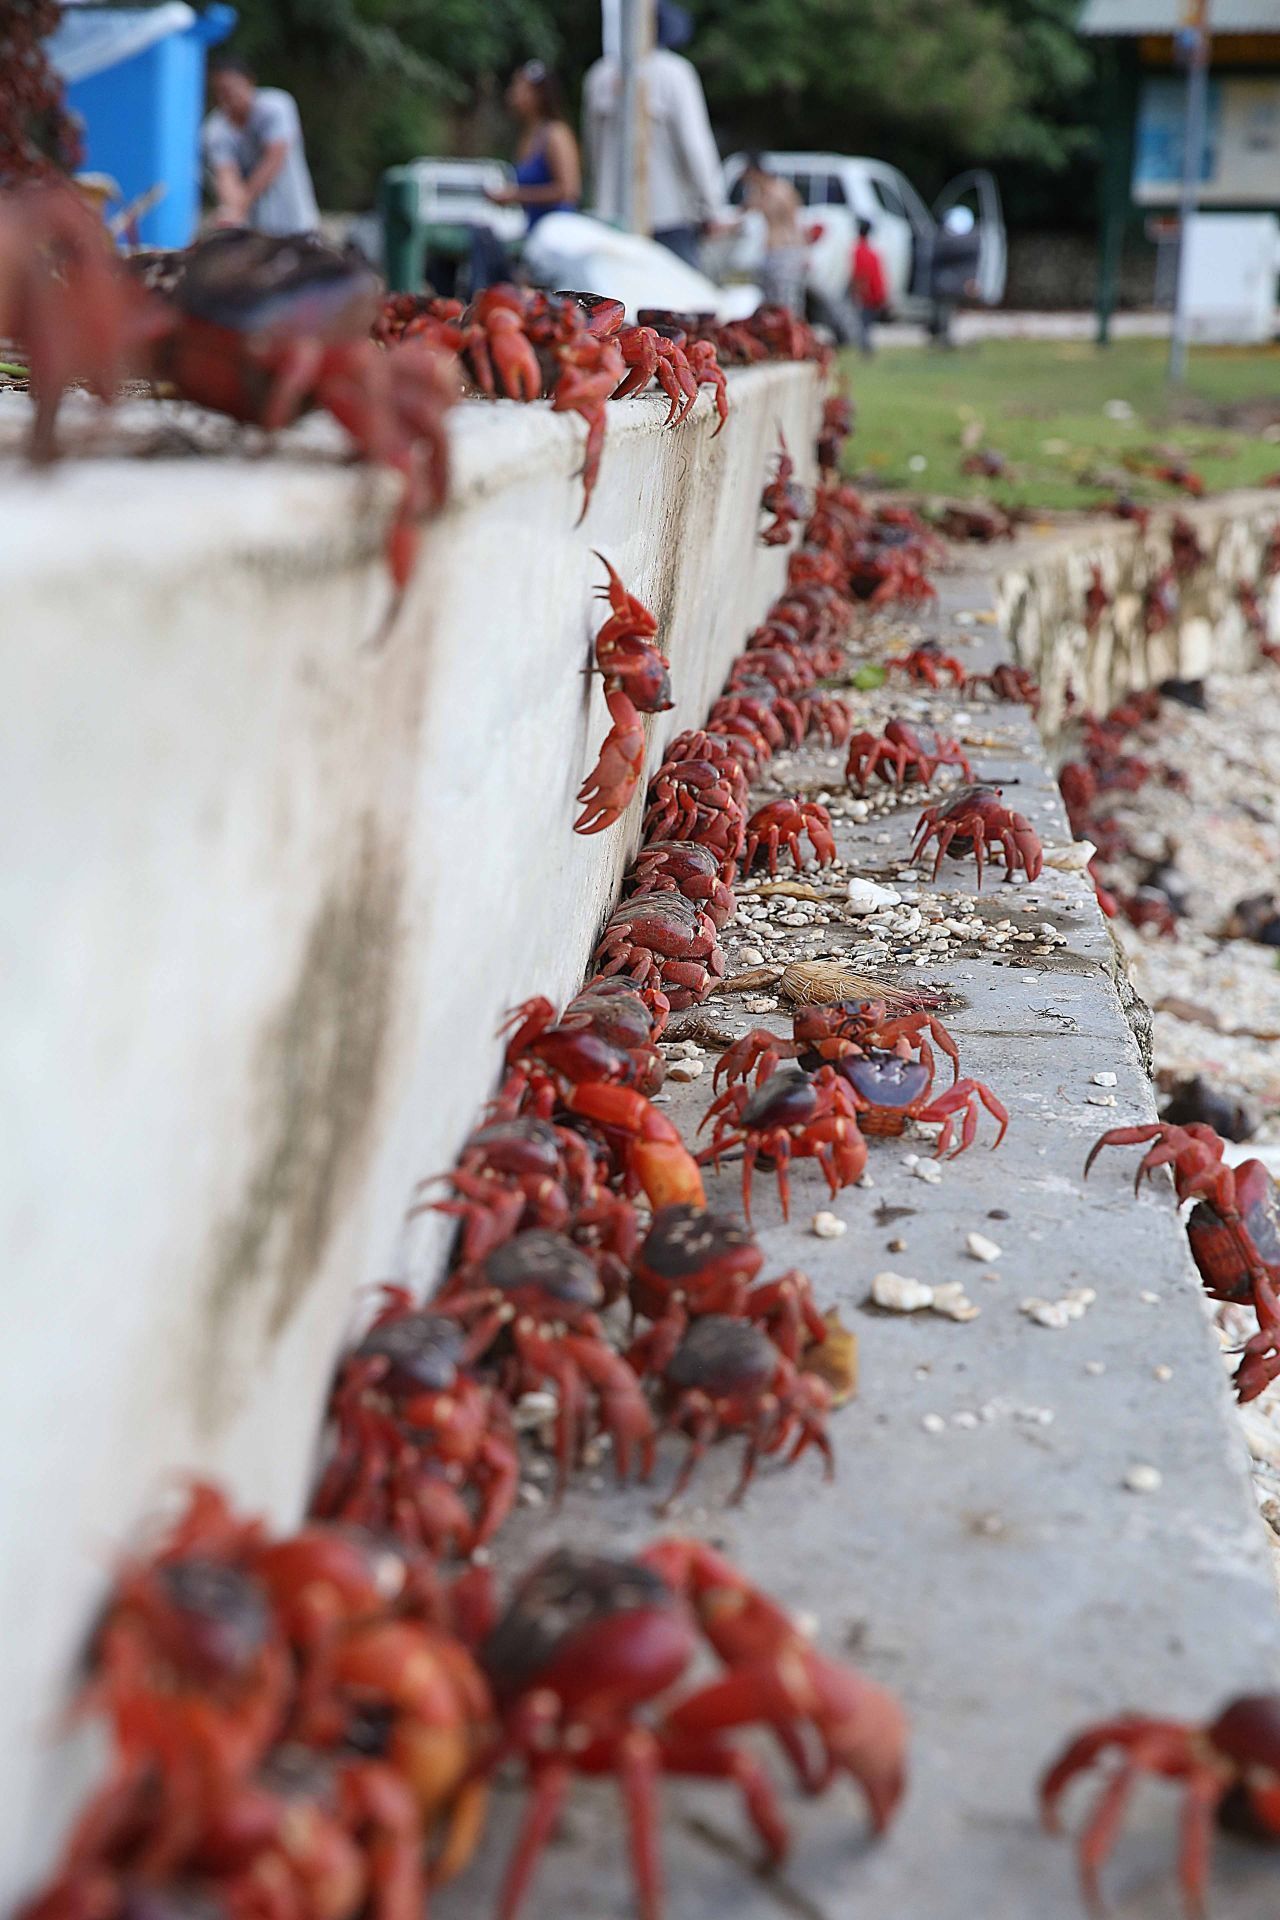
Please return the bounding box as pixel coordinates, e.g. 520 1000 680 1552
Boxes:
845 718 972 791
711 681 803 755
1041 1694 1280 1917
1085 1122 1280 1399
885 641 966 688
560 1081 706 1211
1170 512 1206 578
743 798 837 875
497 985 665 1114
628 1202 826 1363
645 1315 834 1506
759 433 806 546
1143 566 1179 635
479 1538 906 1920
2 206 456 590
627 841 737 930
835 1047 1007 1156
642 756 746 873
818 389 854 470
436 1228 656 1489
552 330 629 520
912 784 1044 886
1108 494 1151 532
965 661 1040 710
312 1295 520 1557
425 1113 606 1261
937 501 1016 542
714 996 960 1093
592 893 726 1009
24 1747 430 1920
700 1065 868 1222
576 556 672 835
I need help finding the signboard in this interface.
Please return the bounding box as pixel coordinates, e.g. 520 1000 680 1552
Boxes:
1135 74 1280 205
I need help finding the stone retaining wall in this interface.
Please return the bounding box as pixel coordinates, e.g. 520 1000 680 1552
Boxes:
994 492 1280 740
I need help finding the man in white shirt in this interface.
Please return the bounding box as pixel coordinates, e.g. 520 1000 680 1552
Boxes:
583 2 725 269
203 56 320 237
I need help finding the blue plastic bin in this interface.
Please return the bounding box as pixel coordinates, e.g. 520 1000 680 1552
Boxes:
50 4 236 249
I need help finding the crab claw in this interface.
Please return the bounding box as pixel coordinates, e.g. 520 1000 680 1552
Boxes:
565 1083 705 1209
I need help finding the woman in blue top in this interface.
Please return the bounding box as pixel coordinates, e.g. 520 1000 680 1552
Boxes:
487 62 581 230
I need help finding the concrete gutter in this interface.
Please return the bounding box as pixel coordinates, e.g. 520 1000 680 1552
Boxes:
435 542 1280 1920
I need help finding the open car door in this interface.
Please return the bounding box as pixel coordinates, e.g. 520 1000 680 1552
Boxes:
933 169 1006 306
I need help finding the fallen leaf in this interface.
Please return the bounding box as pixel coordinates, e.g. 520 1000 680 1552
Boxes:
1155 994 1223 1031
803 1309 859 1405
717 966 785 994
750 880 826 901
851 663 886 690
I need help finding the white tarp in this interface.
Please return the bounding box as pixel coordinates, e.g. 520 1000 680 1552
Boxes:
45 3 196 84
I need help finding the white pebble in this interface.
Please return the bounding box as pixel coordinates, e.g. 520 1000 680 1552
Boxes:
1153 1364 1174 1382
912 1159 943 1185
846 877 902 915
1091 1071 1118 1087
1020 1288 1096 1330
667 1057 705 1082
811 1210 847 1239
921 1413 947 1435
952 1410 980 1430
1124 1463 1162 1494
873 1271 935 1313
931 1282 981 1322
1086 1093 1117 1108
1084 1360 1106 1376
966 1231 1002 1263
518 1482 546 1507
740 947 765 966
1139 1289 1161 1305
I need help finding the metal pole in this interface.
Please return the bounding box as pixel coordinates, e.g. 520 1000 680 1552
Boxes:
1168 0 1211 383
617 0 638 232
615 0 654 234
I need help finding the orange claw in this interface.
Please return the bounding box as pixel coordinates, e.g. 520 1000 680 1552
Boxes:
565 1083 705 1208
575 689 645 834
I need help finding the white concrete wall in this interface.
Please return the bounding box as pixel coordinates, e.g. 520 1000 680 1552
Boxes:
0 366 820 1895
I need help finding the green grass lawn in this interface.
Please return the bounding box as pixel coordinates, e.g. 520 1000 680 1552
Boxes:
839 338 1280 509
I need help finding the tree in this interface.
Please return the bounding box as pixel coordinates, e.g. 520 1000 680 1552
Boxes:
225 0 1098 224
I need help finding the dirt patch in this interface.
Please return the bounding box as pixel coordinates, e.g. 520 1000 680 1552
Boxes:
197 820 402 1432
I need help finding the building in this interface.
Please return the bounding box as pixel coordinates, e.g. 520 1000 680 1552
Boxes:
1079 0 1280 338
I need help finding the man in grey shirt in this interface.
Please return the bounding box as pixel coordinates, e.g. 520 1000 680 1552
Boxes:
202 56 320 236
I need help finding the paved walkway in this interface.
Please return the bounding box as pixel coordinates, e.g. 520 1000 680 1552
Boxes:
436 539 1280 1920
875 310 1174 350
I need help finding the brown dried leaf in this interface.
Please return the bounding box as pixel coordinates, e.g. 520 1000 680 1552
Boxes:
803 1308 859 1405
1156 995 1223 1032
717 966 785 994
747 880 827 901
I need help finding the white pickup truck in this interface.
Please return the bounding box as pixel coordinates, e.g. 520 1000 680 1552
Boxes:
716 152 1007 338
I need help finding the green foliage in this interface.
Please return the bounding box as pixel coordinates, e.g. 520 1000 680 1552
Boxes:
225 0 1100 217
687 0 1096 194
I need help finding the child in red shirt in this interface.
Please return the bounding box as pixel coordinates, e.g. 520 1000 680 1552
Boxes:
851 219 888 356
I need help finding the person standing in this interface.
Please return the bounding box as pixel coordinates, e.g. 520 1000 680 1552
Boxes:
739 153 806 314
583 1 725 269
485 62 581 231
850 218 888 356
202 56 320 236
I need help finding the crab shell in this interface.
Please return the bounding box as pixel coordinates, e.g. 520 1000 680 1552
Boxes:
631 1204 764 1319
483 1229 604 1313
664 1314 779 1397
481 1548 690 1710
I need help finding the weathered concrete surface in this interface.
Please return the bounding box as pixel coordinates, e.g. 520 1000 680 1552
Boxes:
0 366 819 1896
436 556 1280 1920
